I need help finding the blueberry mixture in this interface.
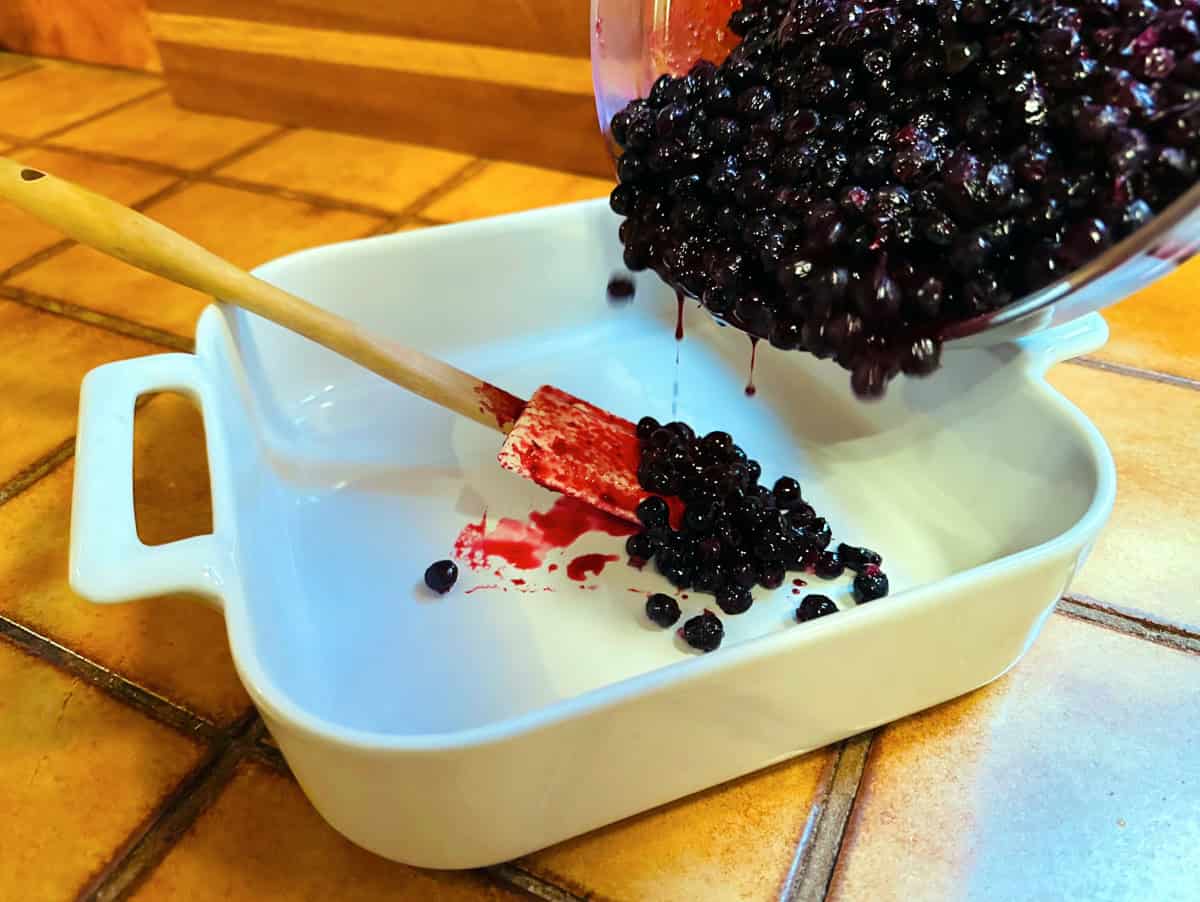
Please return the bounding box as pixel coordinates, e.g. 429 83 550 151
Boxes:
631 414 888 647
424 559 459 594
681 609 726 651
646 592 683 626
796 593 839 621
608 0 1200 397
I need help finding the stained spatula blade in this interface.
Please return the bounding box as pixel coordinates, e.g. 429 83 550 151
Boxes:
498 386 655 526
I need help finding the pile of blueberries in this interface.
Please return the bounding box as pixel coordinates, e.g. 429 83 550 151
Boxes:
608 0 1200 397
629 416 887 651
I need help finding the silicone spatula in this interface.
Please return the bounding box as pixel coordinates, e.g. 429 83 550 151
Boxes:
0 156 655 524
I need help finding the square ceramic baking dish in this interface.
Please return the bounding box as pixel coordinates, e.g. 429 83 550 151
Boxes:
69 199 1116 869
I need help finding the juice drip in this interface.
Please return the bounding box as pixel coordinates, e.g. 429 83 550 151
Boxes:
672 340 681 420
675 290 685 341
745 337 759 397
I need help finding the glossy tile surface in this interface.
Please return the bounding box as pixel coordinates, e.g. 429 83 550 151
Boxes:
218 128 476 211
131 760 527 901
424 160 614 221
524 751 834 902
10 181 383 335
0 639 204 899
52 91 279 170
1094 260 1200 383
0 60 157 138
0 300 160 486
0 396 251 725
0 146 176 271
1049 364 1200 630
829 615 1200 902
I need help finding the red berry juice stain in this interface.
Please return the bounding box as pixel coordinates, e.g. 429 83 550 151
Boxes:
567 553 619 581
548 563 558 572
453 497 636 573
474 383 526 431
465 584 502 595
792 588 801 595
511 578 526 586
745 336 759 397
793 578 807 587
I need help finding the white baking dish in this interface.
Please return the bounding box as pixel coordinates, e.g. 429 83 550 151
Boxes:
69 199 1115 868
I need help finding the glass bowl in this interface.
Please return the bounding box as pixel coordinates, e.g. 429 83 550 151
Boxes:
588 0 1200 347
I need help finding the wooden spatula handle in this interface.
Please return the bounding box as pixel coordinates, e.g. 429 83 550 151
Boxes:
0 156 522 433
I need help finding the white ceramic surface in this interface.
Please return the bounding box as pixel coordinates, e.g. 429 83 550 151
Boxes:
70 199 1116 868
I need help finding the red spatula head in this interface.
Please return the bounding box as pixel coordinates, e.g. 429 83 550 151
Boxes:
497 386 669 526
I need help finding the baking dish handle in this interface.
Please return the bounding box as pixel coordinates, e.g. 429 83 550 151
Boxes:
1013 311 1110 375
69 353 225 608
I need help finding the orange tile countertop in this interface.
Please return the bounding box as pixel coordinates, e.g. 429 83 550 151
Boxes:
0 52 1197 902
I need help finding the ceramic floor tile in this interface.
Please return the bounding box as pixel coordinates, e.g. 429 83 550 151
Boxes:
423 160 615 222
51 92 279 171
0 395 252 726
0 59 158 138
0 300 161 488
522 751 833 902
0 147 176 272
218 128 476 212
0 639 205 899
10 181 383 336
829 615 1200 902
1093 260 1200 382
130 759 526 901
0 52 38 80
1048 364 1200 630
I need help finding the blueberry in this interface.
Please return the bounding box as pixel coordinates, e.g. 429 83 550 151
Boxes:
681 610 725 652
424 560 458 594
716 583 754 615
646 593 682 627
772 476 802 508
815 551 845 580
626 532 657 562
757 563 787 590
837 543 882 572
636 416 660 440
796 594 838 622
636 496 670 529
853 567 890 603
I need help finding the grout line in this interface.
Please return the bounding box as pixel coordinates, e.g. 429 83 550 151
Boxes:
246 738 292 777
35 86 168 143
0 615 222 742
0 237 81 283
364 215 409 237
1057 595 1200 655
1069 356 1200 392
0 285 193 351
36 141 187 178
782 733 873 902
195 124 292 174
0 435 76 508
486 864 588 902
0 62 39 84
78 712 259 902
0 390 157 510
204 172 396 219
0 174 193 284
396 158 491 219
